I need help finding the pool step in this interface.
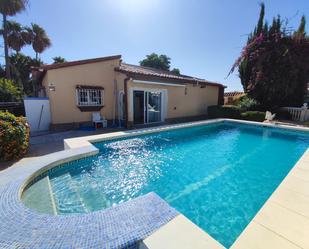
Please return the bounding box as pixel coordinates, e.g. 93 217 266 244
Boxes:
22 176 57 215
71 173 112 212
46 175 58 215
49 173 88 214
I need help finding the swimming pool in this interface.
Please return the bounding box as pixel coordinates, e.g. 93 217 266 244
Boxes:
22 121 309 248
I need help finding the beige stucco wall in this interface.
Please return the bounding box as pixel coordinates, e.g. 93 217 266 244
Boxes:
127 80 219 122
42 60 220 125
43 59 124 124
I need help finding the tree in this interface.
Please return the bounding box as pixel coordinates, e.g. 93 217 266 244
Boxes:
52 56 66 64
0 78 22 102
9 53 42 95
295 16 306 37
230 4 309 109
4 20 31 54
247 2 265 43
140 53 171 71
30 23 51 60
140 53 181 74
171 68 180 75
0 0 28 79
5 21 24 53
0 65 5 78
256 2 265 35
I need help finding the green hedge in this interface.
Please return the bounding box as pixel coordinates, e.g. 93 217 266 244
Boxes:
208 105 241 119
240 111 266 122
0 111 29 161
208 105 266 122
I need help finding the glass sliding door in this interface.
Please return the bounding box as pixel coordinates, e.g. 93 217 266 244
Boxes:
133 90 145 124
133 90 163 124
146 91 162 123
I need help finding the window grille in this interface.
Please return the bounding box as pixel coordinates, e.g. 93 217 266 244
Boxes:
76 88 103 106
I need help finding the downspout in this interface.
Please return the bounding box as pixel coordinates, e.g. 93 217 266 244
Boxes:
124 77 130 128
112 78 117 126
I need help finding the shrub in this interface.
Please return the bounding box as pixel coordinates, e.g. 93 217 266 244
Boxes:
0 78 22 102
208 105 266 122
238 96 259 111
0 111 29 161
240 111 266 122
208 105 241 119
274 108 291 120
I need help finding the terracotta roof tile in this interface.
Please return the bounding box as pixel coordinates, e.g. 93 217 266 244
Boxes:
115 63 225 87
224 91 245 97
38 55 121 70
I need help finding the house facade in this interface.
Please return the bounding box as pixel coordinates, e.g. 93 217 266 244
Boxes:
224 91 245 105
33 55 225 129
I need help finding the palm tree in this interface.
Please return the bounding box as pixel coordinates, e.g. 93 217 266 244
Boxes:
20 25 32 45
5 21 25 53
0 21 32 53
0 0 28 79
30 23 51 60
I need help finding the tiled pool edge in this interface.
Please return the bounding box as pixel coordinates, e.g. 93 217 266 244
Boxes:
64 118 309 249
0 145 178 248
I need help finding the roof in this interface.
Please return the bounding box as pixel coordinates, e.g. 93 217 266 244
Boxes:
115 63 225 87
33 55 226 88
224 91 245 97
37 55 122 70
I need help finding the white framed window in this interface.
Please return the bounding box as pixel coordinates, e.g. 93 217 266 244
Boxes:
76 87 104 106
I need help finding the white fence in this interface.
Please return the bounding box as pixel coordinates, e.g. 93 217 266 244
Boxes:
284 107 309 122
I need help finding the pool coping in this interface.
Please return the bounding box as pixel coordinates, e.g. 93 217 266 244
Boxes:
1 118 309 248
64 118 309 151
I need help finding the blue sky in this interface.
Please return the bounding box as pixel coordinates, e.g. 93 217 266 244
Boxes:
10 0 309 91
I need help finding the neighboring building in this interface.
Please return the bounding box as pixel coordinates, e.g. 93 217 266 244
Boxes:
224 91 245 105
33 55 226 130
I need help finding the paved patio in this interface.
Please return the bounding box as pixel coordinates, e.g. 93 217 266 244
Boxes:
0 128 125 171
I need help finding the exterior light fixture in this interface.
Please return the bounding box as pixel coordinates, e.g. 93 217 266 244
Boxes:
48 84 55 91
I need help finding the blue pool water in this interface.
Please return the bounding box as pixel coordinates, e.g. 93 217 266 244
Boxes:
29 122 309 247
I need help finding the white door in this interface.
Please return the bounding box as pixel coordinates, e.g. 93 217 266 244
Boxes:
145 91 162 123
24 97 51 132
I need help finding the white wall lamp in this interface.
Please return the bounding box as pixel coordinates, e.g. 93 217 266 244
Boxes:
48 84 55 91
